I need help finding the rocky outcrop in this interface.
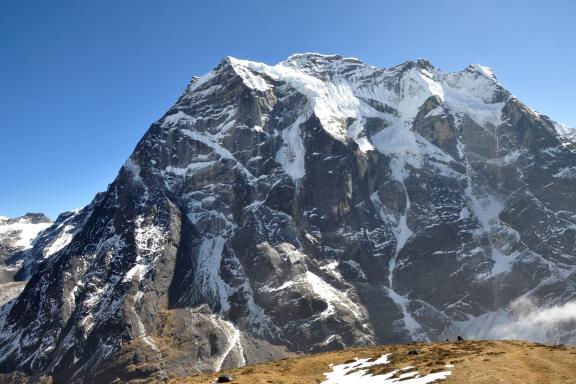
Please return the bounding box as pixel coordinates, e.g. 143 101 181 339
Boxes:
0 54 575 383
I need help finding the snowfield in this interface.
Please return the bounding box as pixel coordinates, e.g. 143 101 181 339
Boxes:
0 217 52 250
322 354 452 384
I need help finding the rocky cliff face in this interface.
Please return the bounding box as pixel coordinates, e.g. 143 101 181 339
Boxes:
1 54 575 383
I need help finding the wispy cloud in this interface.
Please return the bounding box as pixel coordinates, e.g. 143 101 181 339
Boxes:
488 298 576 344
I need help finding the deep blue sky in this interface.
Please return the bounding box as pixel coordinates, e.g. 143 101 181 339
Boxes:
1 0 575 219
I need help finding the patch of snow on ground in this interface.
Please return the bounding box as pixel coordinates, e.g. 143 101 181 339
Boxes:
321 354 452 384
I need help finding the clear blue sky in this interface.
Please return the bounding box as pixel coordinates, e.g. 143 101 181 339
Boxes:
1 0 575 219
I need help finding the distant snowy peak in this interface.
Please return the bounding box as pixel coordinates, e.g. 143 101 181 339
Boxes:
0 213 52 250
0 212 51 224
0 213 53 308
3 208 89 283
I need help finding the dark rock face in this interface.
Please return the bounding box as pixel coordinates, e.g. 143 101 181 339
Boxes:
1 54 575 383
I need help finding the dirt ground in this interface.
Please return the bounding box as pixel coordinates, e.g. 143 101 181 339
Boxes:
169 340 576 384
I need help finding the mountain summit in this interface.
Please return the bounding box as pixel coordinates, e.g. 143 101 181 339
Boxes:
1 54 575 383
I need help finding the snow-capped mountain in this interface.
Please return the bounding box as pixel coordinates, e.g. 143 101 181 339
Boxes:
0 211 89 307
1 53 575 383
0 213 52 283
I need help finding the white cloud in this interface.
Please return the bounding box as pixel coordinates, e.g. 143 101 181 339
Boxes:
488 297 576 344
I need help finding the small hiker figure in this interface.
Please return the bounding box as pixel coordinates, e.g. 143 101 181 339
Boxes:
457 335 464 341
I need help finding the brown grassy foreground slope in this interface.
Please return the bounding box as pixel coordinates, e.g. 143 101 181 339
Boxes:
170 340 576 384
